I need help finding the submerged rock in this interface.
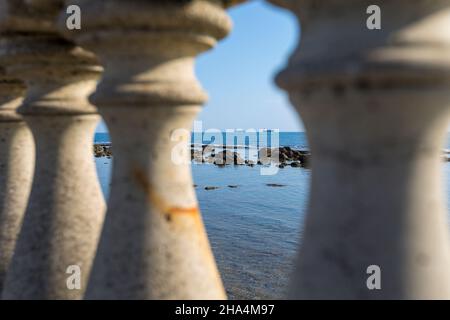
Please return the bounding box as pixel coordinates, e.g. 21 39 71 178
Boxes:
266 183 286 187
246 160 256 166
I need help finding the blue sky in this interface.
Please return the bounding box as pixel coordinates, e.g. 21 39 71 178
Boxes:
195 1 302 132
97 1 302 132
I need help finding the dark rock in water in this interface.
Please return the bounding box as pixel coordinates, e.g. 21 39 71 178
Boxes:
279 153 289 163
279 164 285 168
205 186 219 190
299 153 311 168
228 185 239 188
286 147 294 158
291 161 301 167
94 144 113 158
266 183 286 187
104 146 113 157
291 150 300 160
94 144 104 157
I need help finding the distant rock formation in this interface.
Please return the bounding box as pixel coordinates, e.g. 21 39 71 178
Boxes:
94 143 450 167
93 144 112 158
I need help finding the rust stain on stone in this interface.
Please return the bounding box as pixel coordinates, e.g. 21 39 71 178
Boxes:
132 167 199 219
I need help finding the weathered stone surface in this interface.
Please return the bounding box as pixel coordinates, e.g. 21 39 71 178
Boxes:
0 66 34 292
270 0 450 299
62 0 234 299
0 0 105 299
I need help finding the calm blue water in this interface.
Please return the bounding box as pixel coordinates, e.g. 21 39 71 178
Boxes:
93 132 450 299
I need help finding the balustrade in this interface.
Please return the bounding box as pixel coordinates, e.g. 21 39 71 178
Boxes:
269 0 450 299
0 0 449 300
60 0 242 299
0 67 34 291
0 0 105 299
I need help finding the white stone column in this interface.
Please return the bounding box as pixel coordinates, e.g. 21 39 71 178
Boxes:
61 0 239 299
0 1 105 299
269 0 450 299
0 68 34 291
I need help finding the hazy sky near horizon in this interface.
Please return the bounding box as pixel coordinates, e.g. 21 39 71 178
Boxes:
96 1 303 133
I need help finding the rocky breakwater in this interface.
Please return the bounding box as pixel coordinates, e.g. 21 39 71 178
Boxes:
94 143 450 166
191 145 312 168
92 142 312 167
258 147 310 168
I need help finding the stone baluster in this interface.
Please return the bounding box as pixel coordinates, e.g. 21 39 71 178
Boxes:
60 0 242 299
269 0 450 299
0 0 105 299
0 67 34 291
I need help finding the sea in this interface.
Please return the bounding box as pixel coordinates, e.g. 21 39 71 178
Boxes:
94 132 450 299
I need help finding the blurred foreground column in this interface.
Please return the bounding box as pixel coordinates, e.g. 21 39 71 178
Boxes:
62 0 241 299
0 0 105 299
269 0 450 299
0 67 34 291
